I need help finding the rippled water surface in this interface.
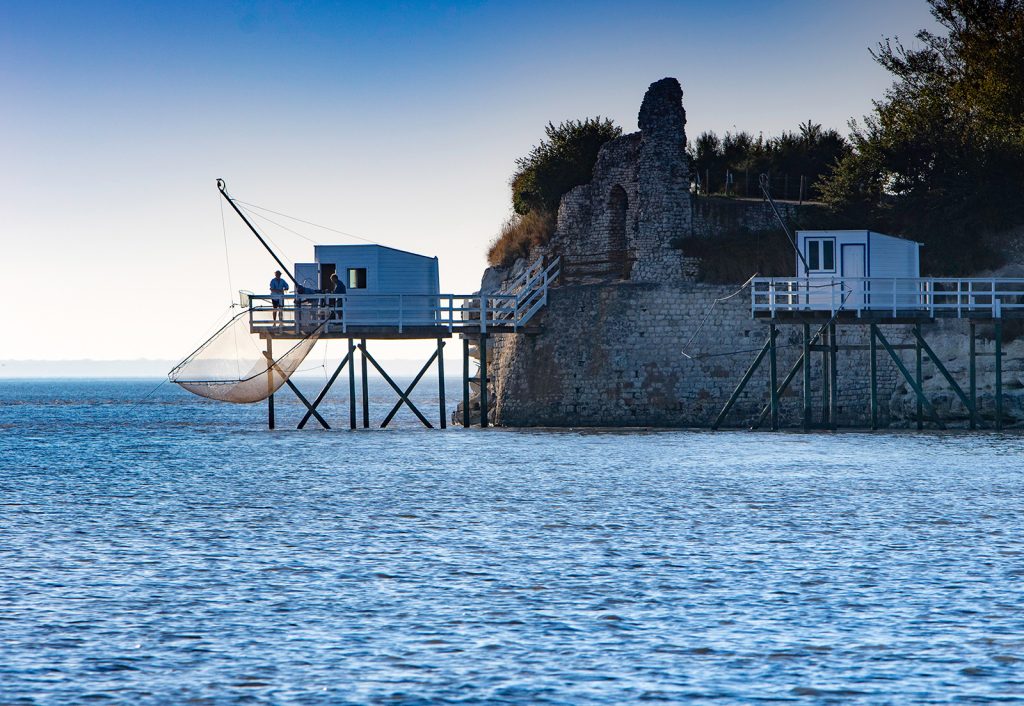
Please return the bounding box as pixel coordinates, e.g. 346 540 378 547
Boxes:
3 379 1024 704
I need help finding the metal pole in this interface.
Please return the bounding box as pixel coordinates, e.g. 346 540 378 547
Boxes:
361 338 369 428
802 322 811 430
437 338 447 429
462 337 471 428
769 322 779 430
995 320 1003 431
969 324 977 431
869 324 878 430
348 338 356 430
479 333 489 428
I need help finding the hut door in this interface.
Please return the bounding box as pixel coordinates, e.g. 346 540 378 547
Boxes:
841 244 866 310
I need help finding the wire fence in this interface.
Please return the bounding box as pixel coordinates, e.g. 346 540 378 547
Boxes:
692 170 819 202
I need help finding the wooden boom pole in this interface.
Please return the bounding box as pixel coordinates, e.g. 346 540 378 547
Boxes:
216 178 297 287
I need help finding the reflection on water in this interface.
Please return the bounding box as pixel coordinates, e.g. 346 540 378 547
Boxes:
1 380 1023 704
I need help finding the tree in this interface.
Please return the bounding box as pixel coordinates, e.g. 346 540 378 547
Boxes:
819 0 1024 273
511 118 622 215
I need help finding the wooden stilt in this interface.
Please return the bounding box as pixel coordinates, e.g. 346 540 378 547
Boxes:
479 333 489 428
874 327 945 429
802 323 811 431
969 323 977 431
995 319 1003 431
437 338 447 429
462 336 471 428
915 323 923 430
360 343 434 428
911 327 975 430
297 349 351 429
768 322 779 431
820 325 830 426
828 322 838 430
266 338 275 430
348 338 356 430
713 329 777 430
869 324 878 430
360 338 369 429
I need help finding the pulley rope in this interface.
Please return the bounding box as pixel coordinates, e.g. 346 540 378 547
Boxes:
235 199 379 245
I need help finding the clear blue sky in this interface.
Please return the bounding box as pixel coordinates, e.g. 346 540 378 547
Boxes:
2 0 936 361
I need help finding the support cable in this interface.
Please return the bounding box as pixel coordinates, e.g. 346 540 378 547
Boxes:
236 199 380 245
680 274 758 359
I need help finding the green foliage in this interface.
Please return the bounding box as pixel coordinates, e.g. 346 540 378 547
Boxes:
819 0 1024 274
689 121 851 200
511 118 622 215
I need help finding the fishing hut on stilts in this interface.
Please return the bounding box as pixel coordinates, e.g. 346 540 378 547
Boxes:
169 180 560 430
713 176 1024 431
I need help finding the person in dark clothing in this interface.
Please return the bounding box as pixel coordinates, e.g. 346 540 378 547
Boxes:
329 272 347 321
269 270 289 323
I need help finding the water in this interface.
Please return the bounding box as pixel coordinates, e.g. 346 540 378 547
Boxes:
2 379 1024 704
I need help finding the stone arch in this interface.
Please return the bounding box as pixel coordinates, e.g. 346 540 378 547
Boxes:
608 185 631 279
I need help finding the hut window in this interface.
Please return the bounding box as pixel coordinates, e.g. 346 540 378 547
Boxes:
805 239 835 272
347 268 367 289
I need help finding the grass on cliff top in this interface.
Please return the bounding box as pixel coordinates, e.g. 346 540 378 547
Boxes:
487 210 555 268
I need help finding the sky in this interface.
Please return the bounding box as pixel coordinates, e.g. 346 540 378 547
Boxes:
1 0 938 364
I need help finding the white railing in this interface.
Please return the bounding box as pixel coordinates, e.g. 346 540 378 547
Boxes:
248 257 561 334
752 277 1024 318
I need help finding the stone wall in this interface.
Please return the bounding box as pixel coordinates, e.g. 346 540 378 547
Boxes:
469 76 1022 429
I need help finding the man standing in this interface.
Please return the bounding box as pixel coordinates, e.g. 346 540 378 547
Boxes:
329 272 346 322
270 270 289 323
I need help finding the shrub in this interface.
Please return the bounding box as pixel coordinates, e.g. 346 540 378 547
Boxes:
487 210 556 268
511 118 622 215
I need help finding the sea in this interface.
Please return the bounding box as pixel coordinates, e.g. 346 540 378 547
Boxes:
2 378 1024 704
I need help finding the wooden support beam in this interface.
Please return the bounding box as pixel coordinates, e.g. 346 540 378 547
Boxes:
915 323 923 431
995 320 1003 431
911 327 977 430
752 321 830 430
361 338 369 429
437 338 447 429
462 337 471 428
297 349 352 429
267 338 275 430
712 329 777 430
348 338 357 430
480 333 489 429
869 324 878 430
969 324 977 431
874 327 945 430
768 322 779 431
379 348 439 428
828 322 838 430
360 343 434 429
820 326 829 425
283 379 330 429
802 323 811 431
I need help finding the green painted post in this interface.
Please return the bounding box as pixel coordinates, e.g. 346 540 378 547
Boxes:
915 323 923 430
820 325 829 425
769 322 779 430
266 337 275 430
995 320 1003 431
968 324 976 431
869 324 878 430
802 323 811 431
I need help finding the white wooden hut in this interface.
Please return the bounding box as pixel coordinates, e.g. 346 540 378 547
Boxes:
294 244 440 326
796 230 922 310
